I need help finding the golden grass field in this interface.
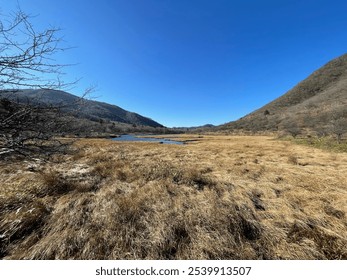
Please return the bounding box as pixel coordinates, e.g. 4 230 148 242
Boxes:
0 135 346 259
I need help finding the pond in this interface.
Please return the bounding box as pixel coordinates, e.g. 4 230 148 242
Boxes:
111 134 184 145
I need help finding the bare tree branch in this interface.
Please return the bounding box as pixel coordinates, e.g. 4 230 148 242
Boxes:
0 8 75 91
0 8 89 159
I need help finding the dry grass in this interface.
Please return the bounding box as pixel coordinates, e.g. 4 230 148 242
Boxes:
0 135 346 259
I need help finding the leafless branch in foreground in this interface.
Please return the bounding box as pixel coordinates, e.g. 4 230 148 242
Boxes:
0 8 89 159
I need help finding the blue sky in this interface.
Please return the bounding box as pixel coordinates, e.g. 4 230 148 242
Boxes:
1 0 347 127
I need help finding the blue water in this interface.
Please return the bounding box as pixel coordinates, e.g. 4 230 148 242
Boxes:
111 135 184 145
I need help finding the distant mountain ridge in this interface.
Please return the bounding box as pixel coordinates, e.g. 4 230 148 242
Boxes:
173 124 215 131
0 89 163 128
218 53 347 136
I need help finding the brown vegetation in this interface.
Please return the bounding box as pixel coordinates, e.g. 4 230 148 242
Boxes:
0 135 346 259
218 53 347 138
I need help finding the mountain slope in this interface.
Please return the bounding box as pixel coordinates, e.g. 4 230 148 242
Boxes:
219 53 347 136
0 89 163 128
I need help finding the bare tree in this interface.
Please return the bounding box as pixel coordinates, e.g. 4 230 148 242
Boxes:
0 9 73 90
0 8 83 158
329 117 346 143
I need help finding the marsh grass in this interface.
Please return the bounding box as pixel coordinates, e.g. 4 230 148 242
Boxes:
283 136 347 153
0 135 346 259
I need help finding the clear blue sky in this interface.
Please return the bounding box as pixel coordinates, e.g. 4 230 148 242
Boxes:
1 0 347 127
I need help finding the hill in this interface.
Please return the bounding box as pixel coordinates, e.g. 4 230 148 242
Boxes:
172 124 216 132
0 89 163 128
218 53 347 137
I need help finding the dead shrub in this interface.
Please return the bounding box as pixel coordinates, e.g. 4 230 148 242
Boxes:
92 162 114 179
39 170 75 196
288 155 299 165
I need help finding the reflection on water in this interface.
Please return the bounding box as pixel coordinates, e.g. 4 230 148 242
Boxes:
111 135 184 145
